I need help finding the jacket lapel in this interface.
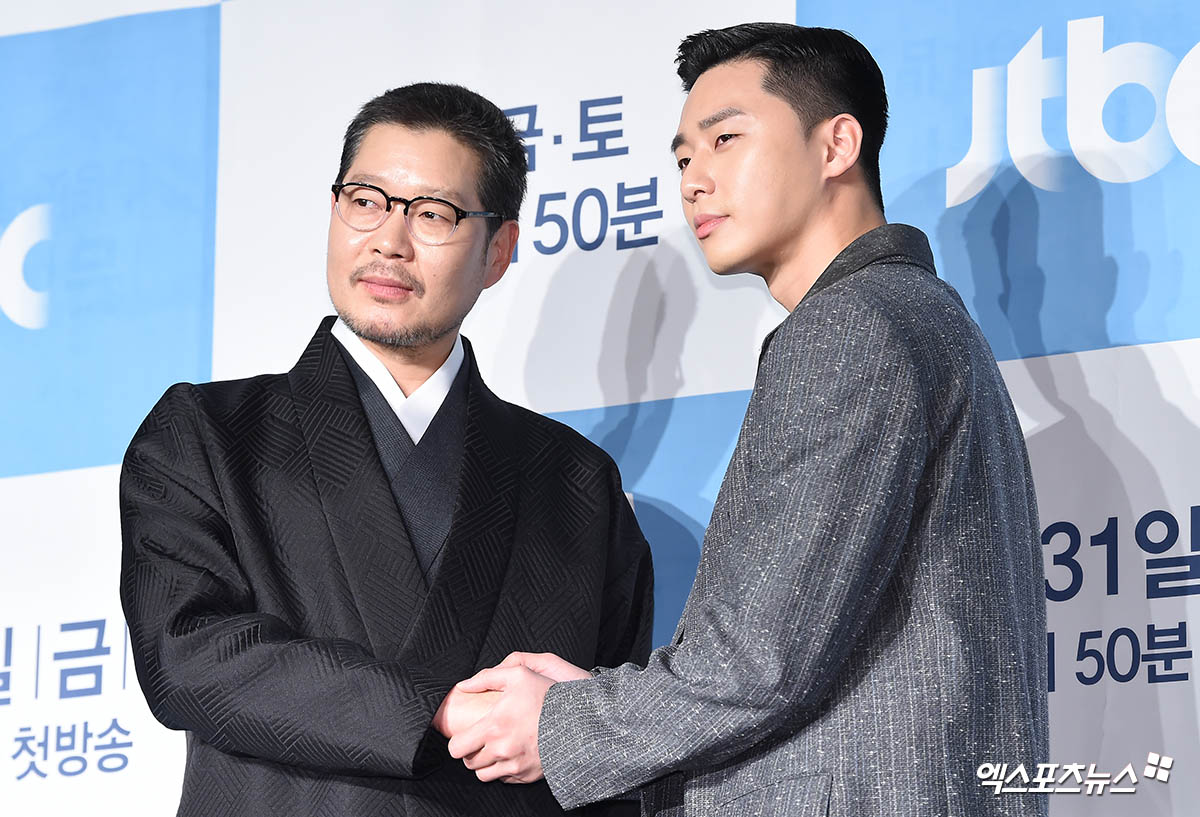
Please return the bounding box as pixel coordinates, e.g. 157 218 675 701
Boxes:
397 339 520 678
287 317 428 658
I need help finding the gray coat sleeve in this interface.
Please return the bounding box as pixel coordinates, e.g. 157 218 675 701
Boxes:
537 290 933 809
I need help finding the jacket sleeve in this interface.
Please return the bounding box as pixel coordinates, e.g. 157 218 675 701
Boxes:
538 292 932 808
119 384 451 779
593 464 655 671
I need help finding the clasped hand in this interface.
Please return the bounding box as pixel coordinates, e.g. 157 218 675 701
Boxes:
432 652 590 783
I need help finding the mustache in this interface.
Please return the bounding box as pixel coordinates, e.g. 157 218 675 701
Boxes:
351 262 425 297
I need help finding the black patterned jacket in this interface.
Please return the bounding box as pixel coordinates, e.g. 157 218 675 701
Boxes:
119 318 653 816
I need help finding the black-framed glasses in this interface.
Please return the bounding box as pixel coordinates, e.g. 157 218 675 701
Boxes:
331 182 501 246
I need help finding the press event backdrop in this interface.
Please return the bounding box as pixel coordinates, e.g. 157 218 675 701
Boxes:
1 1 1197 814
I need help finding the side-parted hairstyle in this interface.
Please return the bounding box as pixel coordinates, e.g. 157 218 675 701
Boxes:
676 23 888 213
337 82 528 235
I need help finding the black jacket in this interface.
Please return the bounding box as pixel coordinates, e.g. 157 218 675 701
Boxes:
119 318 653 816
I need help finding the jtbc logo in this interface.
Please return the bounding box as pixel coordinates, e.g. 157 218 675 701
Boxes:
0 204 50 330
947 17 1199 207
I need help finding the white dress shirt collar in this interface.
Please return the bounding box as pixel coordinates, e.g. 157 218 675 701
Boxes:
331 318 465 444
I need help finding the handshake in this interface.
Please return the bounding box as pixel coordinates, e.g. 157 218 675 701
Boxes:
431 651 592 784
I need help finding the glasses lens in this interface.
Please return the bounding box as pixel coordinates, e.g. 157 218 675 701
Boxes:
336 185 388 230
407 199 459 245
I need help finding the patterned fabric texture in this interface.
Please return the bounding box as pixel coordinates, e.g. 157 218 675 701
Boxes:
341 338 470 583
119 318 654 816
538 224 1049 817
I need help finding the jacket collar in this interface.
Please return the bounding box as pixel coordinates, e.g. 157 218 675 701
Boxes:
759 224 936 361
802 222 935 303
288 317 519 677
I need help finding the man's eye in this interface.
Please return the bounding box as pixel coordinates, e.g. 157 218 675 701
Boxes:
351 198 379 209
676 157 691 172
716 133 736 145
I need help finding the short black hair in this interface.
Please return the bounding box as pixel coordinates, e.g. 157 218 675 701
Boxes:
677 23 888 213
337 82 527 233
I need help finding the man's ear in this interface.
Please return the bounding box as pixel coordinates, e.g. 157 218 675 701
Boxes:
823 113 864 181
483 220 519 289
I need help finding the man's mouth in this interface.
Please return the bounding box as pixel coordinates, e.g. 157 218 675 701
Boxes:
359 275 416 300
694 214 727 239
353 263 424 299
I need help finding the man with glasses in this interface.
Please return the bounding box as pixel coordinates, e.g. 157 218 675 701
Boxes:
119 82 652 817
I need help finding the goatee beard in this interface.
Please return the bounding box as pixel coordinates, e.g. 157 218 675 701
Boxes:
336 308 458 349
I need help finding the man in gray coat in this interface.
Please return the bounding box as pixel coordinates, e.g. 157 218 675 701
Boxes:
442 23 1048 816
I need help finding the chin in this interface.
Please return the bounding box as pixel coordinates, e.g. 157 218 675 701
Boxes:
701 248 754 277
696 232 754 274
335 301 392 335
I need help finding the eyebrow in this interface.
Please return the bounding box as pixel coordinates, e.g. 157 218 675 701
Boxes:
344 174 469 203
346 173 389 186
669 107 747 153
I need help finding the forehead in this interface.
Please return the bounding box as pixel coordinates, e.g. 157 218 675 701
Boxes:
678 61 768 122
675 59 803 143
347 123 480 201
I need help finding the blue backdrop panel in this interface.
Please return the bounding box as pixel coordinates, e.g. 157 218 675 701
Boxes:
0 7 219 478
797 0 1200 361
551 389 753 647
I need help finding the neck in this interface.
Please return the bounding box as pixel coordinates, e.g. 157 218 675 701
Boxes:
361 331 458 397
763 193 885 312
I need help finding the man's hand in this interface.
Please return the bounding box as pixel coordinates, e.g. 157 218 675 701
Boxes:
447 666 554 783
492 651 592 682
431 687 501 738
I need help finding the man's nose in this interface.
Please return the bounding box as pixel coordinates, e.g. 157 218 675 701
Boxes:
368 206 415 257
681 158 714 204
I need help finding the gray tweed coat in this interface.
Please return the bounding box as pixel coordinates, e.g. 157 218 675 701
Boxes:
537 224 1048 816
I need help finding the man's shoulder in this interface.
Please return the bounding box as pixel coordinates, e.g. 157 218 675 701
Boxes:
196 370 292 402
122 372 291 479
777 258 974 360
139 371 293 436
485 391 616 475
812 255 959 316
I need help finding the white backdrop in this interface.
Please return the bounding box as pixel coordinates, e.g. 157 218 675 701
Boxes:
2 2 1197 815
